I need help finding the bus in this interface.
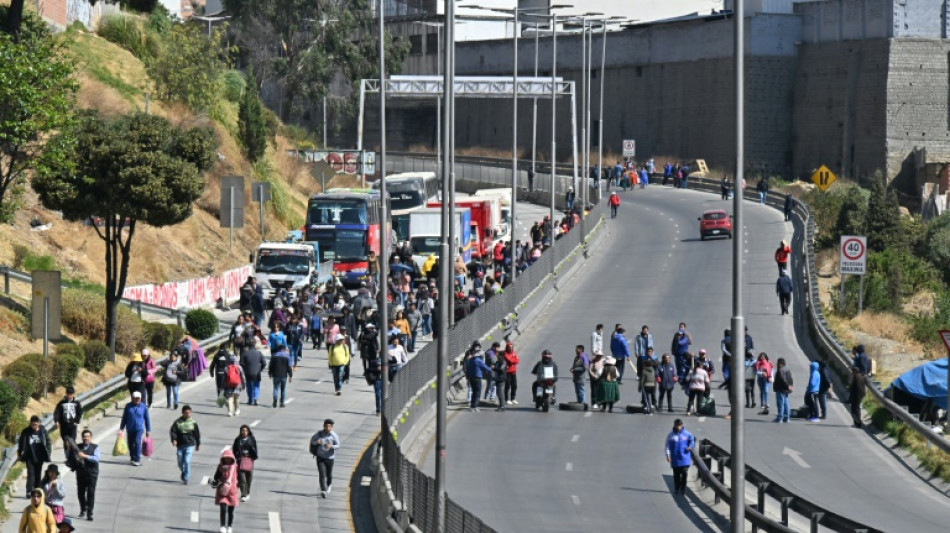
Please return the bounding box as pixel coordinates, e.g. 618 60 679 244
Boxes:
371 172 440 241
305 189 390 288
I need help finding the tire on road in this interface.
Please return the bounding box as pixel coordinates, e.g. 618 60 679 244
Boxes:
558 402 588 411
626 404 647 414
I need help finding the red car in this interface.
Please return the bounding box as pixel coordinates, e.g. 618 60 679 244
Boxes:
698 209 733 240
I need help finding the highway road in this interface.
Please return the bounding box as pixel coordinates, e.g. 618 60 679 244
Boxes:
428 186 950 532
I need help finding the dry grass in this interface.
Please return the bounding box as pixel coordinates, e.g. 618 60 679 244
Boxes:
849 312 914 344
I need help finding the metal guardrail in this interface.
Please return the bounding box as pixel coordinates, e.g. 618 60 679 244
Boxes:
695 438 884 533
0 265 189 327
388 151 577 176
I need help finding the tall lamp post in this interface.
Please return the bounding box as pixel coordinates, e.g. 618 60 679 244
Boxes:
594 18 625 203
730 1 746 532
377 0 390 436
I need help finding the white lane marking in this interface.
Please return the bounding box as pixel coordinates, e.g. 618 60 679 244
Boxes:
201 476 210 485
190 511 199 522
250 419 262 428
565 462 573 471
284 397 295 405
584 411 592 418
361 476 372 487
269 511 283 533
314 380 323 384
571 434 580 443
783 447 811 469
570 494 581 506
698 417 707 423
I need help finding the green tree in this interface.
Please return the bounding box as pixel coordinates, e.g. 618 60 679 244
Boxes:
864 172 901 253
33 111 216 360
147 22 229 112
224 0 409 123
923 212 950 282
0 10 76 222
238 69 268 162
834 186 869 242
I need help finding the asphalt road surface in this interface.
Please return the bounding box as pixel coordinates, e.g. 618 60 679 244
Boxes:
428 185 950 533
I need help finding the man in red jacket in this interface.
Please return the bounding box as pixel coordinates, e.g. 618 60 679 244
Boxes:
608 192 621 218
774 240 790 275
503 341 520 405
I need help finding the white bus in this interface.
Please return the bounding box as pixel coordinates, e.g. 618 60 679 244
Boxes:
372 172 439 241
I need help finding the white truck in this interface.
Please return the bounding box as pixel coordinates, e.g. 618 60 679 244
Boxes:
408 207 472 275
253 242 318 303
473 189 511 239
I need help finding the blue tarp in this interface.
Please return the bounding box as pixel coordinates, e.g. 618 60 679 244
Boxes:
890 359 948 410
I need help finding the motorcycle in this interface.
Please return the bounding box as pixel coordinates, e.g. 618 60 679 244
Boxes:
534 379 557 412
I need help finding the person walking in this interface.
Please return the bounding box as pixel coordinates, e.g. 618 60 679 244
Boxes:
328 334 351 396
359 324 380 373
223 354 246 417
52 387 82 468
634 325 654 371
161 351 184 409
772 358 793 423
805 361 821 422
365 354 383 415
212 450 240 533
142 349 157 407
657 354 677 413
240 339 266 406
18 488 56 533
744 350 757 408
610 325 631 384
776 269 793 315
118 391 151 466
465 350 492 412
170 405 200 485
591 324 604 356
286 316 305 369
502 341 520 405
783 193 794 221
848 366 866 428
755 353 774 416
124 352 147 400
527 167 535 192
268 344 293 408
774 240 791 275
671 323 693 384
570 345 590 404
18 415 52 496
232 425 258 502
817 361 831 419
250 284 265 333
73 430 99 521
310 419 340 498
608 192 620 218
483 342 500 402
41 465 65 524
665 419 695 496
756 177 769 204
210 348 232 400
685 361 709 415
639 352 658 414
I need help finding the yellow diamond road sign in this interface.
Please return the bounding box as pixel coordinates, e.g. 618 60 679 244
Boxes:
811 165 837 192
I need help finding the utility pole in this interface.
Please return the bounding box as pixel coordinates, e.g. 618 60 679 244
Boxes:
377 0 390 456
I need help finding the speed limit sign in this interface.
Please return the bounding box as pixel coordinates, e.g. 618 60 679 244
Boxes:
622 139 636 157
840 235 867 275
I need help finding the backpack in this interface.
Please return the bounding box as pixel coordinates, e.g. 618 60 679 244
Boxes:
225 364 241 389
309 432 323 456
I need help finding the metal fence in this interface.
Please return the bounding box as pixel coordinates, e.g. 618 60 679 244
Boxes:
378 154 604 532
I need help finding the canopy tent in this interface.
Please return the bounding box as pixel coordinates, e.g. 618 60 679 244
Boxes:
889 358 948 410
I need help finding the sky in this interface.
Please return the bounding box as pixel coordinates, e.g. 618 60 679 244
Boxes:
454 0 725 40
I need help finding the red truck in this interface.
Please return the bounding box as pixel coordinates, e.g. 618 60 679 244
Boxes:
426 199 496 262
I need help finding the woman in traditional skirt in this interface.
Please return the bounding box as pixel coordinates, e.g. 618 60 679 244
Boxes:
598 356 620 412
180 335 208 381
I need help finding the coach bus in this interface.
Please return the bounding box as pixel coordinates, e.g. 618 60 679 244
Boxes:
305 189 390 288
371 172 439 241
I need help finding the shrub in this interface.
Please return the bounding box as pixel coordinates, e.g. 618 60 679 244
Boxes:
3 410 27 443
2 377 33 409
0 380 21 432
81 340 110 373
185 309 218 340
145 322 184 353
52 354 83 389
221 70 246 104
97 14 157 60
56 343 85 361
4 354 52 399
62 289 145 356
166 323 186 347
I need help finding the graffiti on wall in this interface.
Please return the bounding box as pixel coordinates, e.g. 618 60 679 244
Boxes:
123 264 255 309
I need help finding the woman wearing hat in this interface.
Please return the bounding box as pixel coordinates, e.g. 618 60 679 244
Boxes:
18 488 56 533
594 356 620 412
124 351 147 400
328 334 351 395
212 449 240 533
40 464 65 524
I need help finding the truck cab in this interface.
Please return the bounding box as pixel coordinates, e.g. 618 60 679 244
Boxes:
252 242 318 304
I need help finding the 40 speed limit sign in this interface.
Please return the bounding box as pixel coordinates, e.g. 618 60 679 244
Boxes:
839 235 867 275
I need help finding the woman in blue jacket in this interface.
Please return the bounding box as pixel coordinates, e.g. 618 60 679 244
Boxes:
665 419 695 495
805 361 821 422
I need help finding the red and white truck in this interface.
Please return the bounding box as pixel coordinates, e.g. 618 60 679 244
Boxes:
427 196 503 262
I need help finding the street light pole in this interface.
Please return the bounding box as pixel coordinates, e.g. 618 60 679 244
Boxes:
731 1 746 532
377 0 390 440
550 14 557 247
532 24 539 181
511 9 519 282
596 21 607 203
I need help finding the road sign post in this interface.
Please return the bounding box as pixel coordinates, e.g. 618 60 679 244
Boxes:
622 139 636 157
252 182 272 240
220 176 245 250
940 331 950 421
811 164 838 192
839 235 867 313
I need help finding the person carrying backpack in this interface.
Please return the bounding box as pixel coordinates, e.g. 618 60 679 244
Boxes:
210 349 232 399
223 355 246 418
310 419 340 498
